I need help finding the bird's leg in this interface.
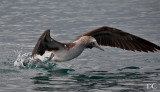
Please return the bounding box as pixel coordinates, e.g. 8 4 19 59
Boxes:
42 53 54 64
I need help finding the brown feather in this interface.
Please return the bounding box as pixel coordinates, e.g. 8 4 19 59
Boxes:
64 43 76 50
32 29 64 57
76 26 160 52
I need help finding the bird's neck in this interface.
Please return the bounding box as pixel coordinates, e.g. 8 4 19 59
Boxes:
74 36 90 47
74 39 88 48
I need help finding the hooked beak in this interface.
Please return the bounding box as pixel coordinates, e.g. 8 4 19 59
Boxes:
95 44 104 51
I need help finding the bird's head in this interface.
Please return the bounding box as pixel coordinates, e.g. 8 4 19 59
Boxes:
79 36 104 51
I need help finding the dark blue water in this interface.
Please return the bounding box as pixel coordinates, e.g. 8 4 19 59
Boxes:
0 0 160 92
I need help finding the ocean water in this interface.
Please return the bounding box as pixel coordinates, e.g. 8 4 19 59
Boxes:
0 0 160 92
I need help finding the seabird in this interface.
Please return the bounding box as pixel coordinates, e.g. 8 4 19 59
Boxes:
32 26 160 62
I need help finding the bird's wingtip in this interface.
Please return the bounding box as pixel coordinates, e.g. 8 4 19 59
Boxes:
44 29 50 32
31 29 51 57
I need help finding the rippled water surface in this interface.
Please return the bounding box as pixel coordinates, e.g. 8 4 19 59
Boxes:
0 0 160 92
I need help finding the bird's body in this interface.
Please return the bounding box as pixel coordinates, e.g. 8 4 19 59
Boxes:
51 40 84 61
32 26 160 62
48 36 98 61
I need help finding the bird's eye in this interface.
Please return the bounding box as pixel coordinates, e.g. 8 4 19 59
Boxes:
90 42 95 46
87 42 95 48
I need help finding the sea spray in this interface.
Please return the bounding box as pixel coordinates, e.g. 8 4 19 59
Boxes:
14 50 53 68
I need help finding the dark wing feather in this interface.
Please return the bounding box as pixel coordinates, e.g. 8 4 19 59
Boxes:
32 29 64 57
76 26 160 52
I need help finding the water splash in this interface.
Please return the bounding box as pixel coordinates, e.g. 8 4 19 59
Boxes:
14 50 54 68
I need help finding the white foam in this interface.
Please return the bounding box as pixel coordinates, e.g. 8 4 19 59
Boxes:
14 50 53 67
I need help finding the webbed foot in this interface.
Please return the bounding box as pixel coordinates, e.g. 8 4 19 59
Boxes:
42 53 54 64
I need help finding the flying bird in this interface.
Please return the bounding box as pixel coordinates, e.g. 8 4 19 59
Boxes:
32 26 160 62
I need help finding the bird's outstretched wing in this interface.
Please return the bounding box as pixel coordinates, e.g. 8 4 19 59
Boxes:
32 29 64 57
76 26 160 52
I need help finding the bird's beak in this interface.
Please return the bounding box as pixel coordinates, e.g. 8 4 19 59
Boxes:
95 44 104 51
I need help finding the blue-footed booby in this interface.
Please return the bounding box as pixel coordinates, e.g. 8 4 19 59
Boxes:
32 26 160 62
